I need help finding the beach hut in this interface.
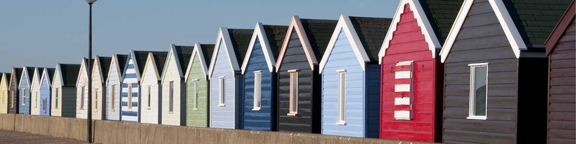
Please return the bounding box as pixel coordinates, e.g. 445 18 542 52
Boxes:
184 43 214 127
51 64 80 117
275 16 337 133
76 58 91 119
30 67 44 115
240 23 287 131
161 45 193 126
208 28 253 129
0 73 10 113
91 56 111 120
106 54 128 121
121 50 157 122
319 15 391 138
19 67 34 114
439 0 570 143
545 2 575 143
140 51 167 124
8 68 22 114
39 68 54 116
377 0 462 141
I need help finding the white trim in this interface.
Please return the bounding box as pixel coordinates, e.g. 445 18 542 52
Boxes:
395 71 412 79
76 58 89 86
92 55 105 83
208 27 241 79
141 52 161 83
105 54 123 86
218 76 226 107
128 50 143 80
467 116 487 120
440 0 526 63
275 15 318 72
468 62 488 119
185 43 210 81
39 68 52 88
192 79 199 111
394 97 411 105
161 44 187 83
396 61 414 66
394 111 411 120
19 67 32 89
319 15 371 74
395 84 411 92
252 71 262 111
336 70 346 125
378 0 441 64
241 23 276 74
287 69 299 116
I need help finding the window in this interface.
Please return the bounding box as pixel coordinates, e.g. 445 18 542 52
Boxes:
288 69 298 116
128 84 132 109
22 89 26 105
111 85 115 111
169 81 174 113
35 92 38 108
95 89 98 112
42 99 46 112
337 70 346 124
11 90 15 108
394 61 414 120
468 63 488 120
55 88 59 109
218 77 225 107
192 79 199 110
252 71 262 111
80 86 85 110
147 85 151 109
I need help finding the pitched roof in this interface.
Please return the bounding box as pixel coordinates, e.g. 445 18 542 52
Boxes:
300 19 339 60
546 1 575 56
349 16 393 62
228 29 254 64
3 73 10 83
263 25 289 59
200 44 215 64
173 45 194 74
12 68 22 84
419 0 465 43
46 68 55 83
59 64 80 87
504 0 571 48
23 67 35 84
133 51 164 75
151 52 168 76
97 56 112 81
116 54 128 74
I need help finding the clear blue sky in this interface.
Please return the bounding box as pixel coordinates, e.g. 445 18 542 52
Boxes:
0 0 400 73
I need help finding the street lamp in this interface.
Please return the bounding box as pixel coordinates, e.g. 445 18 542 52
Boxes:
84 0 96 143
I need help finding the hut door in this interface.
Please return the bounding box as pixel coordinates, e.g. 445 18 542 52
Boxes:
394 61 414 120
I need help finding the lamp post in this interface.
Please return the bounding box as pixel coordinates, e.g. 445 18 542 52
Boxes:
85 0 97 143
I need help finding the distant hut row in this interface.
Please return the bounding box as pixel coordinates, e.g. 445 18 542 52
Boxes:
0 0 573 143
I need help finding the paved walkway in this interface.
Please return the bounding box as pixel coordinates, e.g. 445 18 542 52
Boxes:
0 130 85 144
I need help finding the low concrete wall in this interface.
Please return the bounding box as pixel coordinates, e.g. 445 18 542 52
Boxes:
0 114 433 144
11 114 87 141
93 120 432 144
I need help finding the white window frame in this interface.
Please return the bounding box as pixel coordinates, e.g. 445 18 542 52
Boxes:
22 89 26 105
147 85 151 110
287 69 298 116
252 71 262 111
218 76 226 107
111 84 115 112
336 70 346 125
95 88 98 112
42 99 46 112
54 88 59 109
35 92 38 108
128 84 132 109
169 81 174 113
192 79 199 111
80 86 85 110
467 63 489 120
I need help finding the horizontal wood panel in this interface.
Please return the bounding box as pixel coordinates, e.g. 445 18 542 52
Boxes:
444 118 516 134
443 129 515 144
